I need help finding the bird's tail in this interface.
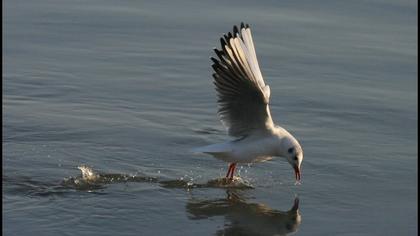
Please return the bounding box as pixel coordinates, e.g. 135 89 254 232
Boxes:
191 142 231 155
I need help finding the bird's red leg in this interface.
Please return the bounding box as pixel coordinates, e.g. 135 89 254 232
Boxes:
225 164 231 178
226 163 234 178
229 163 237 179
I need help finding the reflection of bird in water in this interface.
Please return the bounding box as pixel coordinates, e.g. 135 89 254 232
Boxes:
186 190 301 236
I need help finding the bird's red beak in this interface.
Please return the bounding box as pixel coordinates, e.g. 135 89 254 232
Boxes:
294 166 301 181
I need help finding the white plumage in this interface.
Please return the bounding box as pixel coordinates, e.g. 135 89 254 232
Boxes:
194 23 304 181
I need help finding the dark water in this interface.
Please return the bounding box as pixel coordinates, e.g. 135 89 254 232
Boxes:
3 0 417 235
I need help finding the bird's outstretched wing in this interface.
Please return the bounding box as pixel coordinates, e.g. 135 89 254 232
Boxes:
211 23 274 137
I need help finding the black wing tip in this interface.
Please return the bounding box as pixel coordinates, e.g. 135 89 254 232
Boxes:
232 23 250 38
234 22 249 31
210 57 219 64
233 25 239 35
237 22 250 29
220 37 227 47
214 48 225 60
215 23 251 53
239 22 250 29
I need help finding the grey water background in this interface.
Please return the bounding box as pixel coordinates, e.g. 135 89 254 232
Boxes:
3 0 417 235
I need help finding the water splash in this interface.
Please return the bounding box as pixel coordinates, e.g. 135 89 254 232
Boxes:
205 176 253 189
61 165 158 191
160 176 253 189
63 165 253 190
78 165 100 181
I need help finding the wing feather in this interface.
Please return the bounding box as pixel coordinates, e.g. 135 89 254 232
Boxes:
211 23 274 137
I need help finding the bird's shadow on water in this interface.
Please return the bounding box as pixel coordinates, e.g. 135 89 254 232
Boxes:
4 165 302 235
187 190 301 236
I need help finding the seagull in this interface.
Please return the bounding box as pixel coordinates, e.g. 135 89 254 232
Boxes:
194 23 303 182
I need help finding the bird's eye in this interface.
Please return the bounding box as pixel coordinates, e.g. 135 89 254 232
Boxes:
288 148 294 154
294 156 298 160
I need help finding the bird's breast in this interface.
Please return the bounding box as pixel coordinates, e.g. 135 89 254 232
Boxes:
230 137 277 163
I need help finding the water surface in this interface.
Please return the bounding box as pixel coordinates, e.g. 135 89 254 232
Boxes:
3 0 417 235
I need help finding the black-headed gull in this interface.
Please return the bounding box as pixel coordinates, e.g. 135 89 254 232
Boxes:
194 23 303 182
